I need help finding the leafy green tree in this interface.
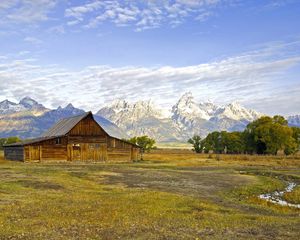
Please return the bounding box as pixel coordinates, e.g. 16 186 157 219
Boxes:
285 127 300 155
6 137 21 145
222 131 245 154
273 115 288 126
244 116 297 155
200 116 298 156
0 137 21 150
202 131 224 154
188 135 202 153
291 127 300 145
128 136 156 160
201 131 245 154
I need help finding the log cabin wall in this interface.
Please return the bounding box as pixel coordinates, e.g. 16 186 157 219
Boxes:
107 137 137 162
24 137 68 162
4 146 24 161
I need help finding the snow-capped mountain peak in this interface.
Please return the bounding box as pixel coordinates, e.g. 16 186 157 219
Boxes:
110 99 129 112
0 99 17 108
65 103 75 110
216 101 261 121
172 92 217 121
52 103 83 116
97 99 165 125
0 99 25 114
0 97 48 116
177 91 194 105
19 97 39 108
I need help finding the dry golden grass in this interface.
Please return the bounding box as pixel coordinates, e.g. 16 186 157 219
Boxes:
0 149 299 239
143 149 300 168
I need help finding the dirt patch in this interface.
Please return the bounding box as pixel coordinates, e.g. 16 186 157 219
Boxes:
15 180 64 190
101 167 255 200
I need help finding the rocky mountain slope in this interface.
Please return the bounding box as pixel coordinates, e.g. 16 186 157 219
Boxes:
97 92 265 142
97 99 180 142
0 98 127 139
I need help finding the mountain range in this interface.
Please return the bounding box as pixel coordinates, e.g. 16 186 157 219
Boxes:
0 97 127 140
0 93 299 142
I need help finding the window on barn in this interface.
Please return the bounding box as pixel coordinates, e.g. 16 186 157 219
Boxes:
55 138 61 145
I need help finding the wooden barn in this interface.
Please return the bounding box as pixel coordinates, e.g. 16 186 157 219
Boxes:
4 112 140 162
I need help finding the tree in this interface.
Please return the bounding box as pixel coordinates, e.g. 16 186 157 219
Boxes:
188 135 202 153
285 127 300 155
0 137 21 150
6 137 21 145
199 116 298 156
128 136 156 160
291 127 300 145
273 115 288 126
201 131 245 154
202 131 224 154
244 116 297 155
222 131 245 154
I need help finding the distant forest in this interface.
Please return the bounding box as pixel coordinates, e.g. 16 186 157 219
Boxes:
189 116 300 155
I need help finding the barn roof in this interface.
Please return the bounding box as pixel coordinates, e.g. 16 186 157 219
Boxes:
42 111 92 137
4 136 57 147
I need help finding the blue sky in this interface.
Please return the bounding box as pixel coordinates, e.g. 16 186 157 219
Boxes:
0 0 299 115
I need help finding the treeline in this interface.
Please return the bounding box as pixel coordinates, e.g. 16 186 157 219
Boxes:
188 116 300 155
0 137 21 150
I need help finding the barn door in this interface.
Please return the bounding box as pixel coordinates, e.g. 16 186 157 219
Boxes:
30 146 41 161
72 144 81 161
87 144 96 161
91 143 107 162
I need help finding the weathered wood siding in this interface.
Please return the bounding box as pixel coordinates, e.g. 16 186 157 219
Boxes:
68 136 106 144
4 146 24 161
69 115 106 136
131 148 139 161
67 143 108 162
107 137 139 162
24 137 68 162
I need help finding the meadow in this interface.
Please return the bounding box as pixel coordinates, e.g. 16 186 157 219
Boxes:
0 150 299 240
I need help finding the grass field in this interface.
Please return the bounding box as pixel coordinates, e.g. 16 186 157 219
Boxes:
0 150 300 239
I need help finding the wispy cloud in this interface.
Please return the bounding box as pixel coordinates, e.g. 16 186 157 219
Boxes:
0 40 299 115
24 37 43 45
263 0 298 9
0 0 57 26
65 0 224 31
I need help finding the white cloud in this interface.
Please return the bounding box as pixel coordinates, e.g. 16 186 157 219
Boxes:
0 41 299 115
65 0 223 31
0 0 57 25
